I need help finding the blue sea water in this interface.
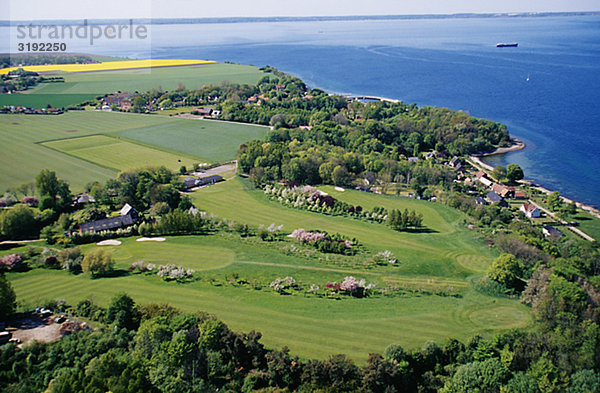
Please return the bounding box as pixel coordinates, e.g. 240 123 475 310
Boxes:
3 16 600 206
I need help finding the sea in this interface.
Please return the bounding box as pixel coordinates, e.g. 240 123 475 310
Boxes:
3 15 600 207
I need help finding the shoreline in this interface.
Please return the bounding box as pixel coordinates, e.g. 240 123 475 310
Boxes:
468 151 600 220
474 137 526 158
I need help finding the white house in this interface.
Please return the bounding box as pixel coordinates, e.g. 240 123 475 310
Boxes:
520 203 541 218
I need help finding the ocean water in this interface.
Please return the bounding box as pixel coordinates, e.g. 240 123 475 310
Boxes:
3 16 600 206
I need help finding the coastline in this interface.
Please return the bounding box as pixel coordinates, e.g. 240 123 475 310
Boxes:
474 137 526 158
467 138 600 219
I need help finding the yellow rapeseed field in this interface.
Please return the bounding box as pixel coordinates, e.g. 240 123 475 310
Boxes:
0 59 215 74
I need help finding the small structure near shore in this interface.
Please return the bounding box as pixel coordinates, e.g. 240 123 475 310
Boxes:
520 203 541 218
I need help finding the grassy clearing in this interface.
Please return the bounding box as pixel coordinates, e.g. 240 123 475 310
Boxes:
0 111 263 191
42 135 198 172
7 235 530 362
117 118 268 162
572 211 600 240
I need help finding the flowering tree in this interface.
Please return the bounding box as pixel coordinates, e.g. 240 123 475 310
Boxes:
156 264 194 282
270 276 297 294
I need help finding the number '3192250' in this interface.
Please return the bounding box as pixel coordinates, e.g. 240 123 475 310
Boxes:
17 42 67 52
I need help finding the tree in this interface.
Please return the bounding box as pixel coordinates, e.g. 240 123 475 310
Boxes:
362 353 403 393
81 249 115 278
566 369 600 393
441 358 509 393
0 204 38 240
546 191 563 212
106 293 138 330
506 164 524 183
0 274 16 321
149 201 171 217
492 165 507 181
487 253 522 289
332 165 350 186
35 169 71 211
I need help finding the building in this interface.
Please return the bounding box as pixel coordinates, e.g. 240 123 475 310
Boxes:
474 170 487 180
102 92 132 109
196 175 223 187
194 107 213 116
492 183 510 198
448 156 461 168
183 176 197 189
486 191 503 204
543 225 563 239
515 190 527 199
479 176 493 188
79 215 136 233
74 193 96 206
120 203 139 219
475 197 487 205
520 203 541 218
80 204 138 233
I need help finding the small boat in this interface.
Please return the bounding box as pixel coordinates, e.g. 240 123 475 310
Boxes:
496 42 518 48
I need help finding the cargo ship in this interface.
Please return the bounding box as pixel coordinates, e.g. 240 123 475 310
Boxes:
496 42 518 47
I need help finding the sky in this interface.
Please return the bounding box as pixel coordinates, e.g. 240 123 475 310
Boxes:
3 0 599 20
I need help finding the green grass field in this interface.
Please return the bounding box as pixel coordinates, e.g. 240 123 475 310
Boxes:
192 178 495 277
42 135 199 172
0 63 265 108
117 118 267 162
0 111 266 192
0 94 99 109
6 234 530 362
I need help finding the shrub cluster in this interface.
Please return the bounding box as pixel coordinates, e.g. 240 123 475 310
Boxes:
264 184 387 223
290 228 357 255
326 276 376 298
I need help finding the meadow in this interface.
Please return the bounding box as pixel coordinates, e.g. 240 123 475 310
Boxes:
0 62 265 108
5 233 530 362
0 111 267 191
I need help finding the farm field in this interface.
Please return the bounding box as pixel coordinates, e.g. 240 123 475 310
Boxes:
0 111 265 191
6 234 530 362
0 63 265 108
42 135 198 172
0 59 216 74
117 118 268 162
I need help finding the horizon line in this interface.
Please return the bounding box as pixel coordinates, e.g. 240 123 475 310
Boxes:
1 10 599 24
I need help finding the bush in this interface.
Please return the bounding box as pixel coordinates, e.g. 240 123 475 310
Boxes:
58 247 83 273
0 253 24 272
81 249 115 278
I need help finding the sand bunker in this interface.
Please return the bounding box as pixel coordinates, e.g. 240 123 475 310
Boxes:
136 237 166 242
96 239 122 246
